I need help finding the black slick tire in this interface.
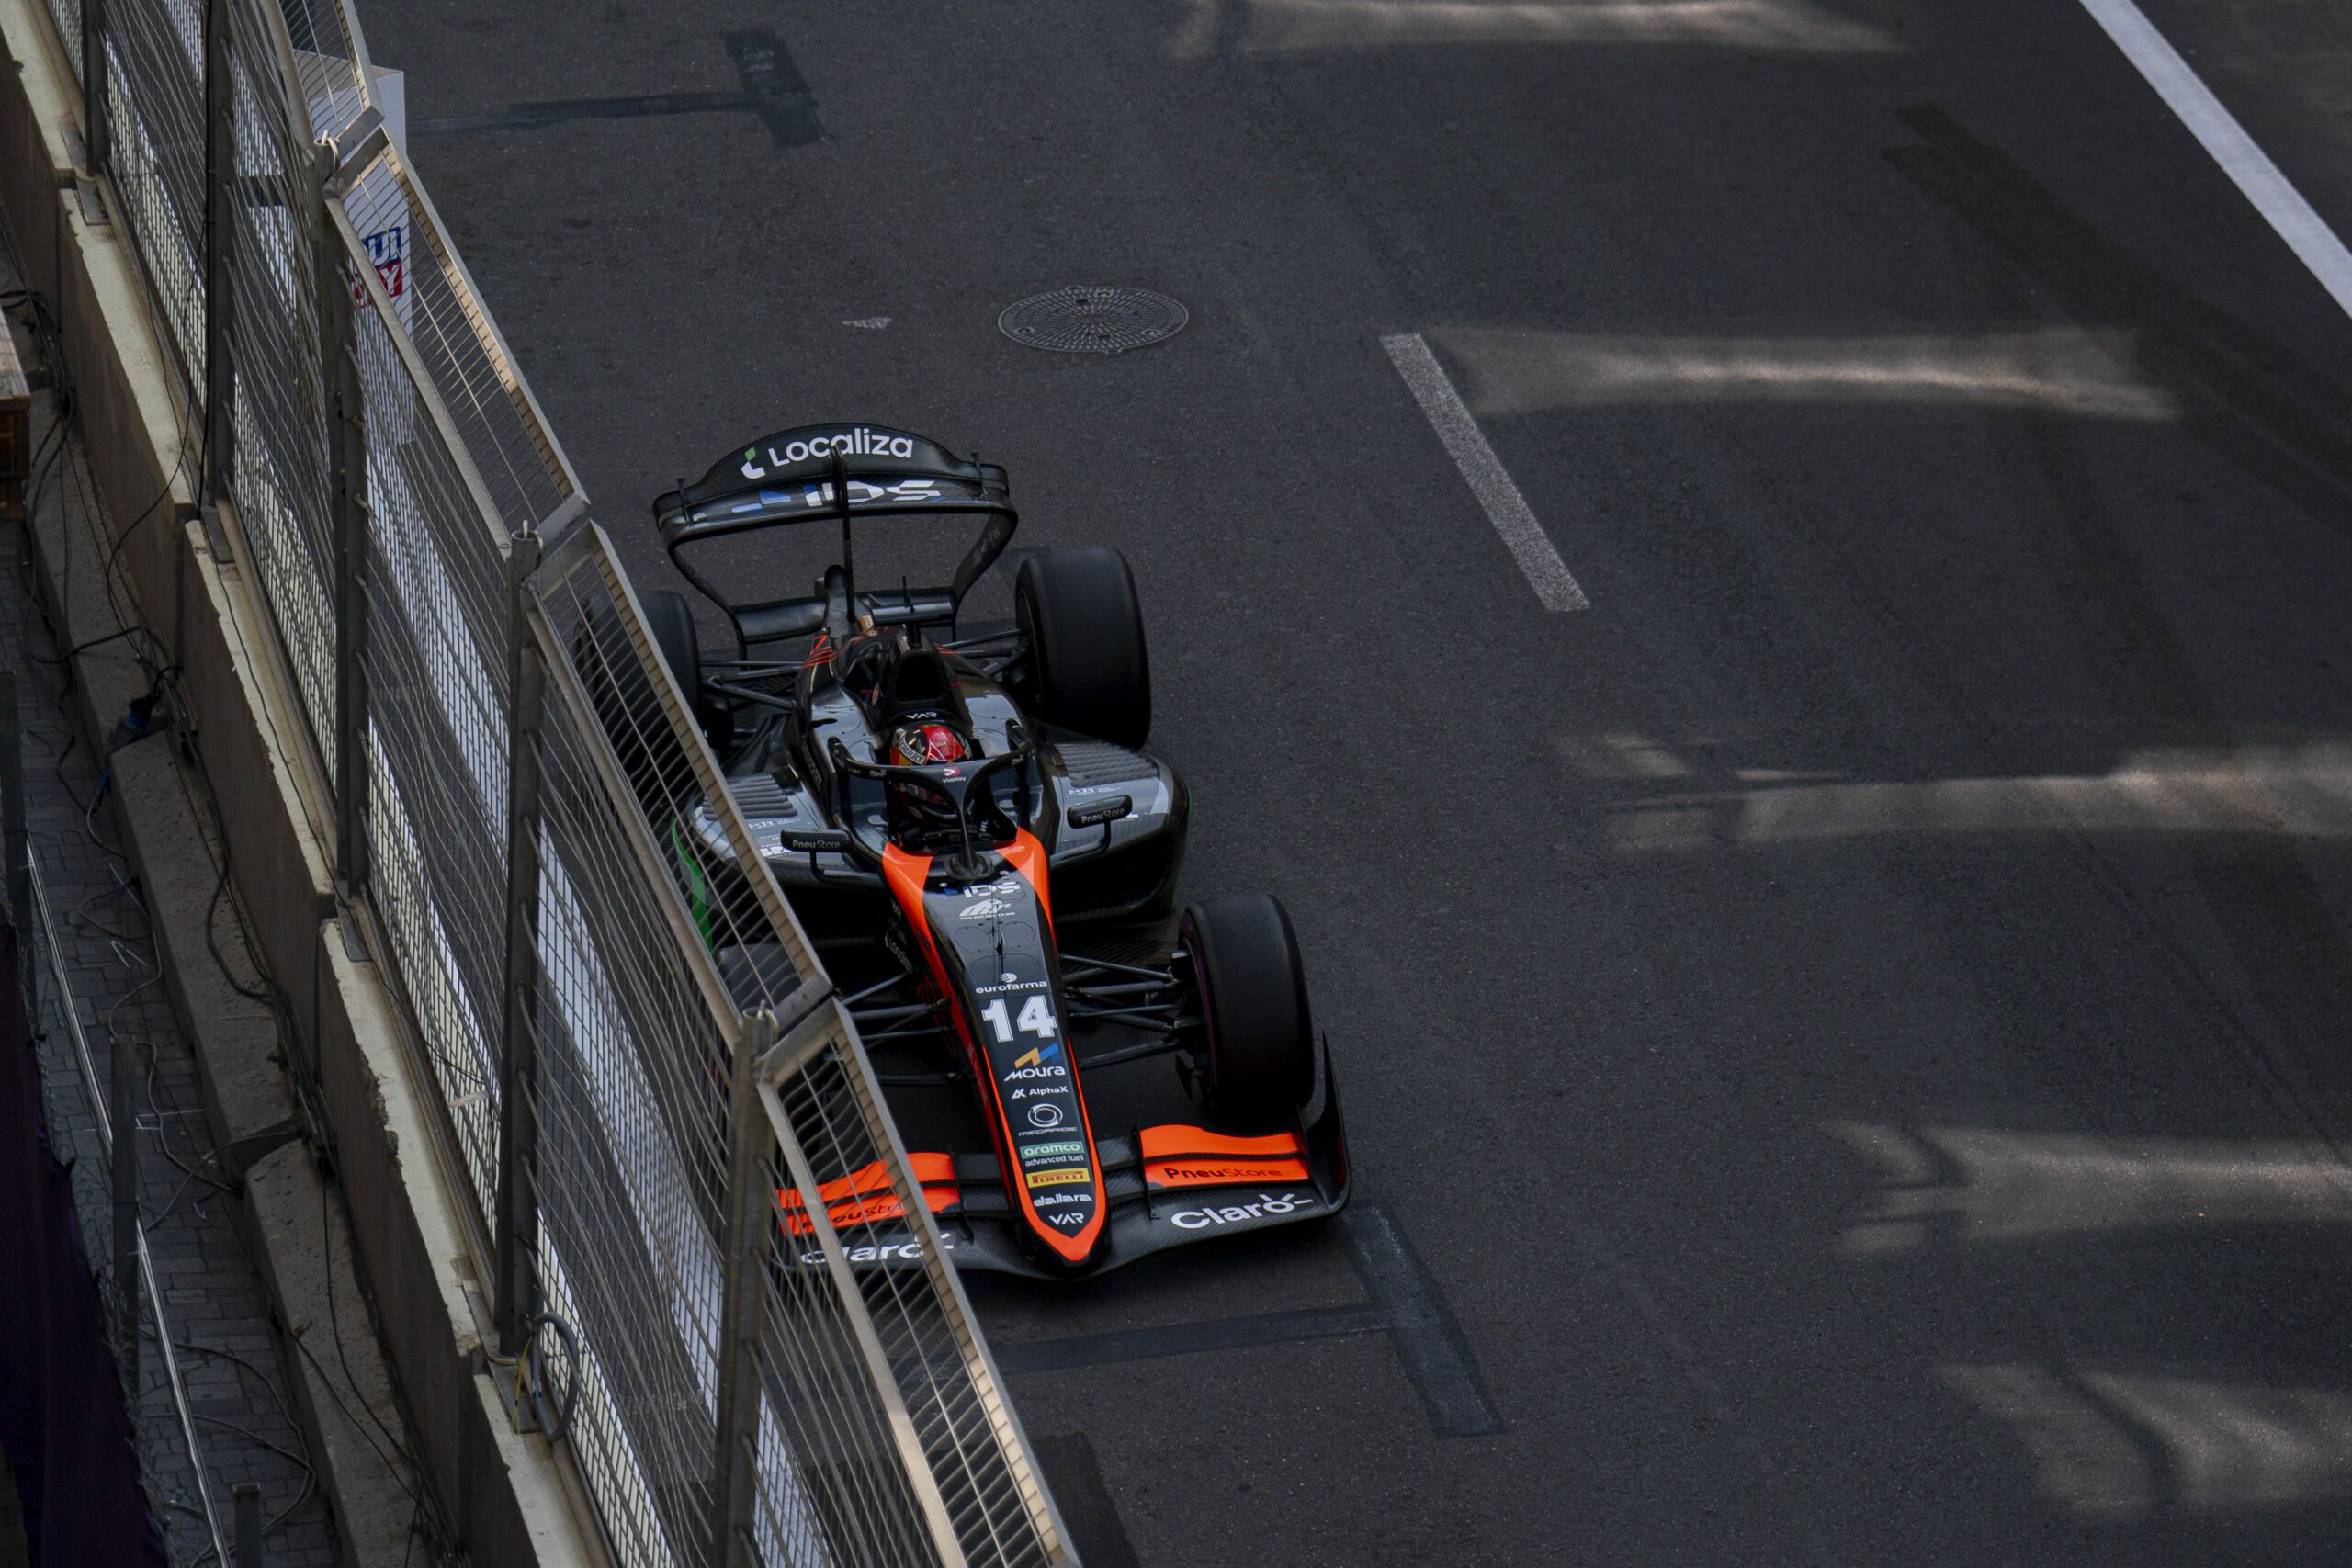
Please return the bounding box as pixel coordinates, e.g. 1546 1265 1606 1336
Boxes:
1181 893 1315 1124
639 590 701 713
1014 548 1150 747
639 590 731 752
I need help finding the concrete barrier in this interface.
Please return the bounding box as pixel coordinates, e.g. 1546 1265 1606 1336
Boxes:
0 5 605 1561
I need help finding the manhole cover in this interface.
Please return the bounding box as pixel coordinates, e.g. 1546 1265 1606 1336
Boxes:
998 287 1188 354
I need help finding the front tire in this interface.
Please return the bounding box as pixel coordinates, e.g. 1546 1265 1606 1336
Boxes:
1015 548 1150 747
1181 894 1315 1124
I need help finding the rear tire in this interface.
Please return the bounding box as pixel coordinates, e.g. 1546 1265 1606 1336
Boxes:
639 590 731 752
1182 894 1315 1124
1015 548 1150 747
640 590 701 703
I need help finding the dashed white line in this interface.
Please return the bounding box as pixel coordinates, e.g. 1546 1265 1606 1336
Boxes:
2079 0 2352 320
1381 332 1591 612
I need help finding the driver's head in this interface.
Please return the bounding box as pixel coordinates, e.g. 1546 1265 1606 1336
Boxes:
888 721 970 767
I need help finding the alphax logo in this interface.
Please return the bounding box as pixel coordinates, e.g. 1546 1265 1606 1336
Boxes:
1013 1043 1064 1070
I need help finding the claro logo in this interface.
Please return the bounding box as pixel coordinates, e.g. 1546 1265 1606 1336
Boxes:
796 1234 956 1266
1170 1192 1317 1231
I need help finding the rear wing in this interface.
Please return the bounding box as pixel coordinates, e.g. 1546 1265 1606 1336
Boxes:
654 423 1017 644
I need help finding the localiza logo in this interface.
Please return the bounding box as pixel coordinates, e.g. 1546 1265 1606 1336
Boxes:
741 427 918 479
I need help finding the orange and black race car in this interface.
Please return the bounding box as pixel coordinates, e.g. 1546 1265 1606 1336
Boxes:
630 423 1347 1277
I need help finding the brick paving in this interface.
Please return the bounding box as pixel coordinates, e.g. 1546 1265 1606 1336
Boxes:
3 246 341 1566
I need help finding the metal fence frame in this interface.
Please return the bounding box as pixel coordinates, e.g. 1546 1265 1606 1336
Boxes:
30 0 1075 1562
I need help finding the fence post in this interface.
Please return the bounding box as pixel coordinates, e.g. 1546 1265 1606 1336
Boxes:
200 0 234 507
109 1032 140 1391
319 158 370 894
1 672 32 1027
493 531 544 1359
80 0 107 175
709 1008 775 1568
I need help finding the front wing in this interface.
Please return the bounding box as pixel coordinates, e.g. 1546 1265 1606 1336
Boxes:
781 1051 1349 1279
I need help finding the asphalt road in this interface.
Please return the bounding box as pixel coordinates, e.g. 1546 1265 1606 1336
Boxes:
363 2 2352 1563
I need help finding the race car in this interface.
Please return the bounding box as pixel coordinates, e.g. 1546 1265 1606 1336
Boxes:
616 423 1348 1277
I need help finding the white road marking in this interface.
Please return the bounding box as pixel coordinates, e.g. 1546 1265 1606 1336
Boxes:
1381 332 1590 611
2079 0 2352 320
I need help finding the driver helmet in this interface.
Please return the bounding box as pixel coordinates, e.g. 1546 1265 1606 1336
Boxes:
888 721 971 767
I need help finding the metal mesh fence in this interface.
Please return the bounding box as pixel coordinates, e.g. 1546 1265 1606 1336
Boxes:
42 0 84 78
90 0 209 381
277 0 372 145
530 534 1069 1568
339 139 580 535
529 684 734 1566
746 1109 943 1568
769 1038 1060 1568
49 1 1072 1562
223 0 342 769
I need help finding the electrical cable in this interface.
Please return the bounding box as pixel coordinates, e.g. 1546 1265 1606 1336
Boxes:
319 1173 418 1473
2 253 343 1563
5 112 477 1568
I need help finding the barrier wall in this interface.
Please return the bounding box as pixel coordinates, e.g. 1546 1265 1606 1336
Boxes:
3 2 1071 1562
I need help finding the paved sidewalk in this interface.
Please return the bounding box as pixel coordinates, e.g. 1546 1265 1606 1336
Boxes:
4 243 340 1566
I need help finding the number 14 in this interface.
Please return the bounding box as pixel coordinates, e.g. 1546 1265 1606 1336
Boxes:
980 995 1058 1043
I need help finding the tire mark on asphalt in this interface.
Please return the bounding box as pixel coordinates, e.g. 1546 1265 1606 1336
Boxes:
1906 106 2352 1138
989 1303 1392 1375
1334 1203 1507 1438
413 30 821 148
1885 105 2352 534
988 1202 1507 1439
1028 1433 1144 1568
1553 1213 1838 1568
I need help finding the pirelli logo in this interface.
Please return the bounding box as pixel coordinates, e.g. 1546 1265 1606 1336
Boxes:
1025 1168 1091 1189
